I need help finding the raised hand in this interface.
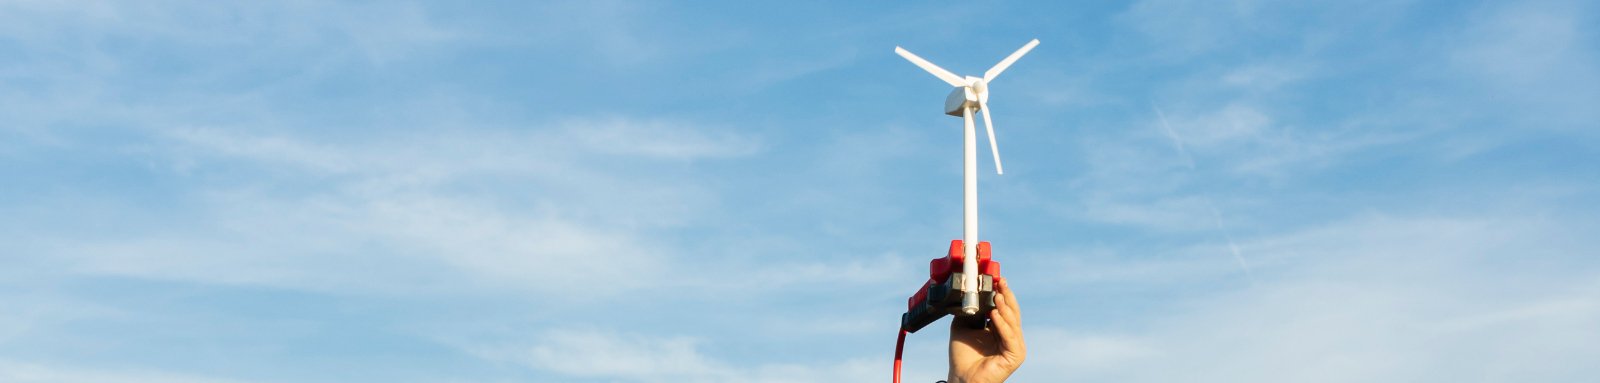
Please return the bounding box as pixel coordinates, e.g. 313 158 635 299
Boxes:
947 277 1026 383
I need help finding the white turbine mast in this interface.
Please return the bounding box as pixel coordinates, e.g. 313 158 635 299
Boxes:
895 39 1038 316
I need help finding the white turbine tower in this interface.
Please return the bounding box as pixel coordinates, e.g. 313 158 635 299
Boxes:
896 39 1038 316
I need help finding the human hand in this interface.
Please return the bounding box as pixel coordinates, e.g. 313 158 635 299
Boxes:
947 277 1025 383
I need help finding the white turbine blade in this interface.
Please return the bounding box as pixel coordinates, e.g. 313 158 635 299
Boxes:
981 102 1003 174
895 46 966 87
984 39 1040 82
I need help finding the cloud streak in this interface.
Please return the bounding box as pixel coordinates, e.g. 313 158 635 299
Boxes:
1021 212 1600 382
456 329 880 383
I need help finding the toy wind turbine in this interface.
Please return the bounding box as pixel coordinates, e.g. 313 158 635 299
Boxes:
894 39 1038 316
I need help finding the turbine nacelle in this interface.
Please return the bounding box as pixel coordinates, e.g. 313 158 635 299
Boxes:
944 87 975 117
944 76 987 117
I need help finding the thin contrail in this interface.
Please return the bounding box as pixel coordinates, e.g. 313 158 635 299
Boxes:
1152 105 1195 170
1153 102 1255 286
1207 201 1257 286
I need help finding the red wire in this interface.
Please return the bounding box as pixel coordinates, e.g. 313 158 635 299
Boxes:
893 328 907 383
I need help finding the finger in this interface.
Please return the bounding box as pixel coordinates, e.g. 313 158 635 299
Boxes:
994 279 1025 355
997 291 1023 338
990 300 1025 361
998 277 1021 324
990 294 1014 338
998 277 1019 314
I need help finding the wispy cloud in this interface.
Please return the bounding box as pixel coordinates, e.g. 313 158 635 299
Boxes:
0 360 259 383
1021 212 1600 381
1151 104 1195 170
455 329 879 383
20 116 759 298
565 117 763 159
1447 0 1600 131
1205 200 1255 285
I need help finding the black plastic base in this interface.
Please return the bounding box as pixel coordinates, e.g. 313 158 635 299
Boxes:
901 272 996 333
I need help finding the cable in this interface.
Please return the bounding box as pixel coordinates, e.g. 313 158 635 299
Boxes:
893 328 907 383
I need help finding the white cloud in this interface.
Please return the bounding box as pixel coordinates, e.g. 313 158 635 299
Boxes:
0 1 461 65
525 331 726 380
1020 212 1600 382
464 0 746 68
10 115 759 299
1221 62 1310 91
1081 195 1216 232
1025 329 1158 376
459 329 880 383
1448 0 1600 130
0 360 259 383
0 0 773 303
566 117 763 160
1135 106 1409 191
48 189 664 297
0 292 122 346
158 116 760 176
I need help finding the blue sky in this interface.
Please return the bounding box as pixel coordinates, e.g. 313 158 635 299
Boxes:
2 0 1598 382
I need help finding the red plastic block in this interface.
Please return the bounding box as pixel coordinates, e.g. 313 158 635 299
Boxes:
908 280 932 310
929 256 953 283
982 260 1001 276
